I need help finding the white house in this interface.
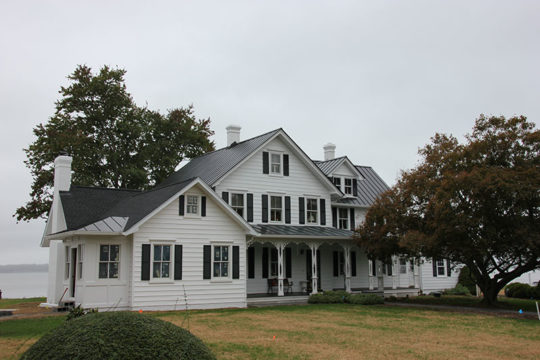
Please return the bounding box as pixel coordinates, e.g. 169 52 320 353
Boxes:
41 126 458 311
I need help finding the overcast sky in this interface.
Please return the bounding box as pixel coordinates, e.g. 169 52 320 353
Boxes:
0 1 538 265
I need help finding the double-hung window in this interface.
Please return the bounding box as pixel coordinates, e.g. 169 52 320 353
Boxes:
153 245 171 278
344 178 353 195
270 196 282 222
186 195 199 215
306 198 318 224
213 245 229 277
338 208 348 229
99 244 119 279
399 258 407 274
231 193 244 217
270 153 281 174
333 177 341 189
436 259 446 276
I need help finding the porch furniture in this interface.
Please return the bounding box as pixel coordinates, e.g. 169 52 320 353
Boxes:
283 279 293 294
267 278 278 294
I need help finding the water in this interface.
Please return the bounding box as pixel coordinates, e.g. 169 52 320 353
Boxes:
0 272 48 299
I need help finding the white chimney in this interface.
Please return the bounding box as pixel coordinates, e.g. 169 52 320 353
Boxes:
226 125 241 146
323 143 336 161
54 155 73 192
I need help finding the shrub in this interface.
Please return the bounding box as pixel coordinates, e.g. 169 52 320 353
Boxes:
66 305 97 321
457 266 477 295
22 311 215 360
385 296 398 302
505 283 533 299
443 284 471 296
308 290 350 304
348 294 384 305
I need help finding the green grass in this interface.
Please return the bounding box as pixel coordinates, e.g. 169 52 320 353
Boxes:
0 316 65 338
395 295 540 312
0 298 45 309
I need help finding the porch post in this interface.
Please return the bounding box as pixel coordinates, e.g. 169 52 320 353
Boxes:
310 243 319 295
343 245 351 293
276 242 285 296
377 260 384 291
392 256 398 290
413 259 420 289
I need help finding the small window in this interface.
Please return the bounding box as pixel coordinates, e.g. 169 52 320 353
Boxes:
99 245 119 279
153 245 171 278
65 246 70 280
77 245 84 279
344 178 353 195
437 259 446 276
338 208 348 229
333 177 341 189
186 195 199 215
270 248 278 277
306 198 318 224
270 153 281 174
399 258 407 274
270 196 282 222
231 193 244 217
213 245 229 277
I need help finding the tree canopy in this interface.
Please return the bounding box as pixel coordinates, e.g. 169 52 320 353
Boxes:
355 115 540 304
16 65 214 221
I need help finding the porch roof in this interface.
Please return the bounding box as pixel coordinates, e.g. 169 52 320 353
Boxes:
252 224 353 238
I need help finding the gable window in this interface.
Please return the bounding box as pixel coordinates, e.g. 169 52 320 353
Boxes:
344 178 353 195
436 259 446 276
399 258 407 274
213 245 229 277
306 198 318 224
99 245 119 279
270 196 283 222
186 195 199 215
270 153 281 174
338 208 348 229
231 193 244 217
153 245 171 278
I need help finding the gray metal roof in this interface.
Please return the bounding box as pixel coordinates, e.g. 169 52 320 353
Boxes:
314 157 346 175
157 129 281 187
252 224 353 237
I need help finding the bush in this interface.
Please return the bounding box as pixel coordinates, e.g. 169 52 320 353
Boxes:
457 266 477 295
505 283 533 299
349 294 384 305
66 305 97 321
22 311 215 360
385 296 398 302
308 290 350 304
443 284 471 296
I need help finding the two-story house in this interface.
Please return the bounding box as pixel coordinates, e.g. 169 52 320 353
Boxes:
41 126 458 311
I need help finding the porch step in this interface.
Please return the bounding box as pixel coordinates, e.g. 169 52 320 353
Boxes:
57 300 75 312
247 295 309 308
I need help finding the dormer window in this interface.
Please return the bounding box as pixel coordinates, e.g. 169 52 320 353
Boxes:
344 178 353 195
333 177 341 188
270 153 281 174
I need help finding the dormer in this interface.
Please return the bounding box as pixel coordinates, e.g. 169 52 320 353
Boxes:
315 144 364 198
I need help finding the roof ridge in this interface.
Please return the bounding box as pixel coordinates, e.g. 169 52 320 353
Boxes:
133 177 197 197
69 185 143 192
314 155 347 163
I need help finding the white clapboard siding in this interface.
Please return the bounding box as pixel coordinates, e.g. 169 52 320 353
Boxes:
332 162 356 177
420 259 459 293
216 136 332 226
131 185 247 310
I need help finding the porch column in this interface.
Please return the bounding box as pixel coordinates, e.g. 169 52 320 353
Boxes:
310 243 319 294
377 260 384 291
276 242 285 296
343 245 352 293
413 259 420 289
368 259 375 290
392 256 398 290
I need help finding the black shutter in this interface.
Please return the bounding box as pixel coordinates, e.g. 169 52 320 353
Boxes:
283 154 289 176
447 259 451 277
233 246 240 279
141 244 150 280
299 197 305 224
247 247 255 278
387 261 393 276
432 258 437 277
371 259 377 276
262 195 268 223
222 191 229 203
350 208 355 230
332 207 337 228
333 251 339 277
351 251 357 276
203 245 211 279
201 196 206 217
353 179 358 196
285 196 291 224
285 247 292 278
262 247 269 278
320 198 326 225
247 193 253 222
179 195 185 216
263 152 269 174
306 250 312 281
174 245 183 280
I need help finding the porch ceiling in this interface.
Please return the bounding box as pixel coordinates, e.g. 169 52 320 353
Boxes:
252 224 353 239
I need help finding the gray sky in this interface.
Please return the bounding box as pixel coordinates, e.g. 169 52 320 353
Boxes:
1 1 538 265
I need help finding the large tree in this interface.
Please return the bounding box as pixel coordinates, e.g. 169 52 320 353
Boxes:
16 65 214 221
355 115 540 305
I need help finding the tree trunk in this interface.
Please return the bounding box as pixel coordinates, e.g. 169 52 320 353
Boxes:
478 280 504 306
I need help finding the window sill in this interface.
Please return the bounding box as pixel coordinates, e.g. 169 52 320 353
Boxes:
210 279 233 283
149 279 175 284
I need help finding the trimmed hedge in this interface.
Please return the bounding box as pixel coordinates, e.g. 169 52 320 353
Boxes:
505 283 540 300
308 291 383 305
22 311 215 360
349 294 384 305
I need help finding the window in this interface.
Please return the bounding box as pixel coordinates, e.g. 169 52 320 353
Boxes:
186 195 199 215
270 196 282 222
213 245 229 277
399 258 407 274
153 245 171 278
383 260 393 276
231 193 244 217
333 177 341 188
306 198 318 224
99 245 119 279
270 153 281 174
77 245 84 279
65 246 70 280
270 248 278 277
344 178 353 195
338 208 348 229
437 259 446 276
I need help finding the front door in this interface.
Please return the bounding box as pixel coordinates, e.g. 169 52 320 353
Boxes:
70 248 77 297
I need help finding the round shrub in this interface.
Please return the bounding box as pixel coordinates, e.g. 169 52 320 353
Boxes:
443 284 471 296
22 311 215 360
505 283 532 299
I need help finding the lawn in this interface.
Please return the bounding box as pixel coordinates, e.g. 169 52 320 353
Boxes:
1 301 539 359
394 295 540 312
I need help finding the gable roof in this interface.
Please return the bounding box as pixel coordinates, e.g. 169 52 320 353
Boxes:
314 156 363 178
